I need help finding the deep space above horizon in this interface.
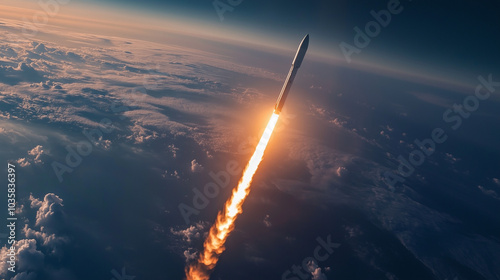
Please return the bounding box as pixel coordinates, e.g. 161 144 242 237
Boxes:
0 1 500 280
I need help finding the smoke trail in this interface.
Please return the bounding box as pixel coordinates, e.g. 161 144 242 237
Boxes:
186 112 280 280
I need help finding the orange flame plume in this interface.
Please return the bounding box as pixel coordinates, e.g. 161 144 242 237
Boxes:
185 112 280 280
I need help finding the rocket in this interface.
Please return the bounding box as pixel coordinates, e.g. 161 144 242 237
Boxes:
274 34 309 114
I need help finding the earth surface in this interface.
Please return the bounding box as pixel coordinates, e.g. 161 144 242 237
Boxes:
0 2 500 280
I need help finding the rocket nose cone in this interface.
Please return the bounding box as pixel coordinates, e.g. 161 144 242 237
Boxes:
300 34 309 50
303 34 309 46
292 34 309 68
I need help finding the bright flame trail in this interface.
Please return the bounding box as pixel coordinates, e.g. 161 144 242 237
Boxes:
185 34 309 280
186 112 280 280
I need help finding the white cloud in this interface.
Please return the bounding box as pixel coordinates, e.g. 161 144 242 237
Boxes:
306 260 327 280
18 157 30 167
0 20 293 157
309 104 348 128
283 141 356 193
16 145 46 167
170 222 206 243
29 193 42 209
477 185 499 200
380 130 390 140
15 204 25 215
329 118 346 127
0 193 73 278
28 145 44 164
0 239 44 274
492 178 499 186
23 224 69 255
183 249 198 261
168 144 179 158
445 153 459 163
101 139 112 150
336 166 347 177
126 123 159 144
163 170 181 180
34 193 65 229
25 194 69 254
263 215 272 228
190 159 204 173
343 225 363 239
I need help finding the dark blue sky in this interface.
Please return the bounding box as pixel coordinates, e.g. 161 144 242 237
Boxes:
89 0 500 79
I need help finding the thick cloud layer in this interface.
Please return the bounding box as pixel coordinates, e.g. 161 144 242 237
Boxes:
0 193 74 280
